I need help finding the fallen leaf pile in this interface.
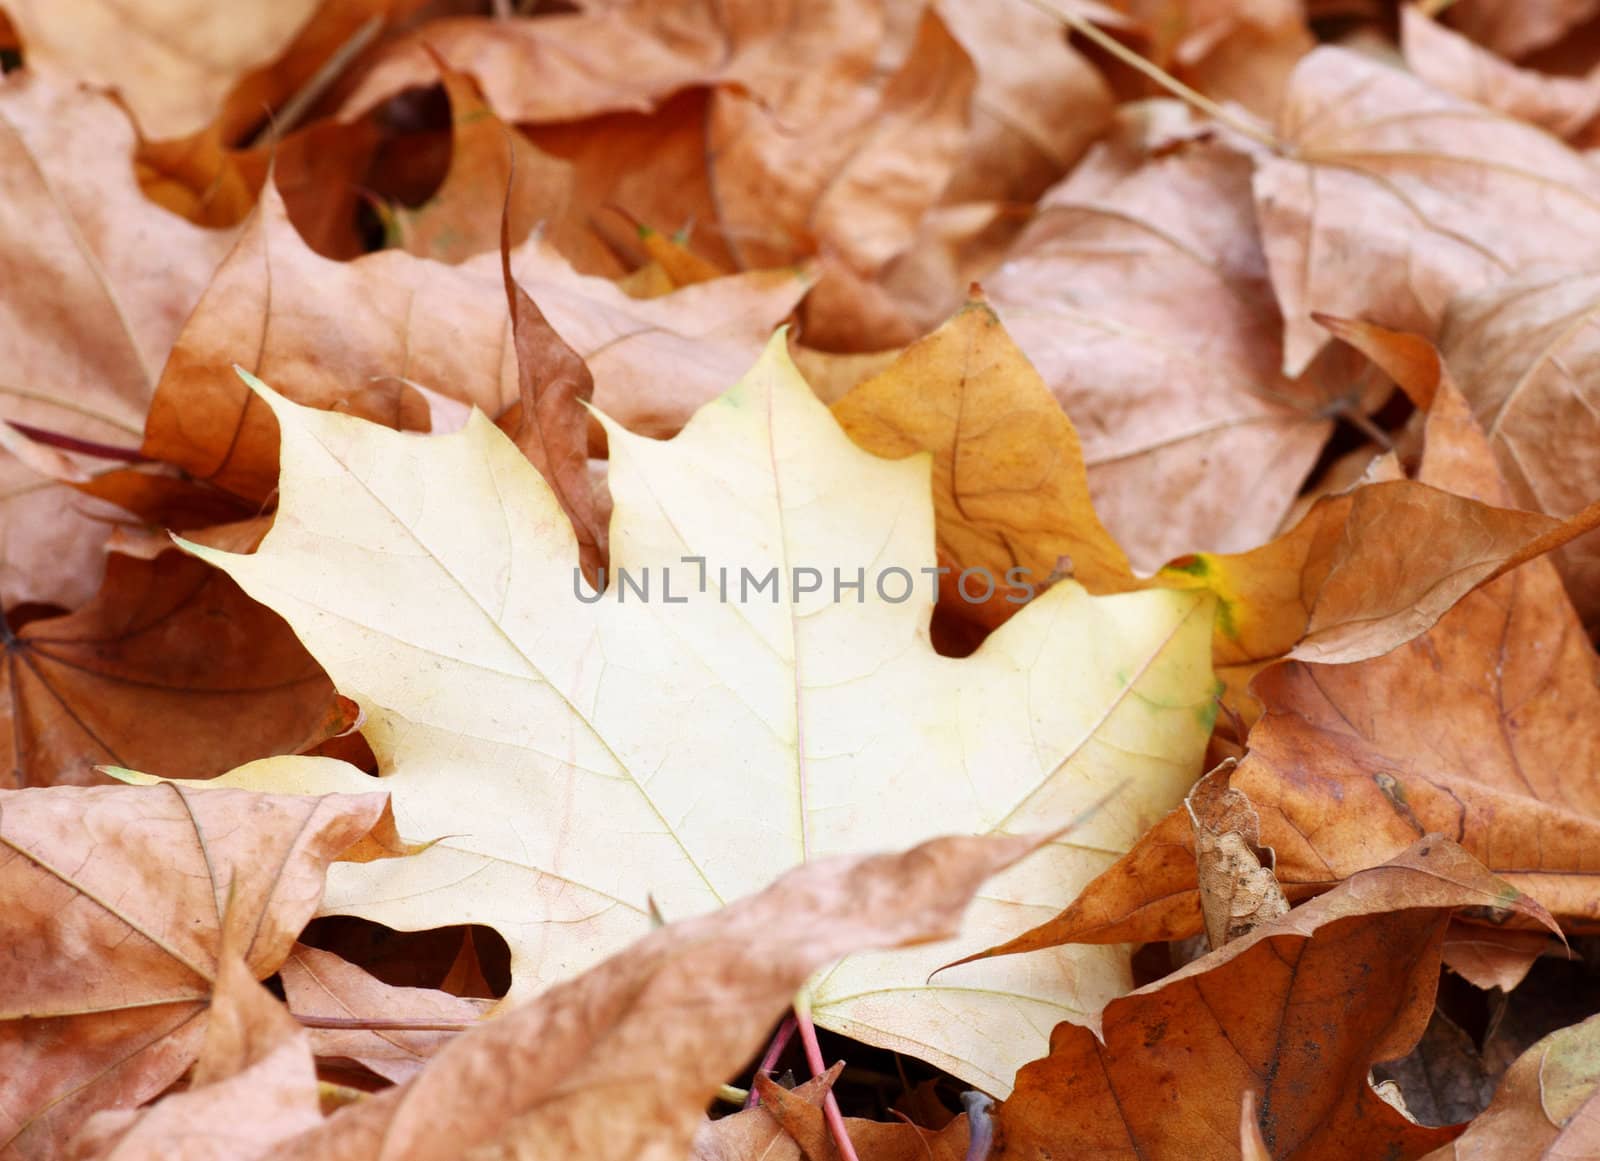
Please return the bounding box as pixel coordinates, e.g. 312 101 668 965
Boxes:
3 3 1600 1159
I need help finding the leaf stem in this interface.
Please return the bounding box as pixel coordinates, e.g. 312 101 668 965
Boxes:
744 1014 797 1108
794 991 861 1161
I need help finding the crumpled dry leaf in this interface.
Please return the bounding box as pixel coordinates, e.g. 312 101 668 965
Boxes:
1418 1010 1600 1159
1187 761 1287 949
1438 267 1600 630
987 115 1333 569
0 70 234 607
978 327 1600 950
165 335 1218 1094
269 834 1040 1161
1403 8 1600 143
0 780 390 1158
279 944 490 1084
141 180 810 503
2 0 321 139
65 950 321 1161
1256 45 1600 375
993 839 1551 1160
1 549 338 789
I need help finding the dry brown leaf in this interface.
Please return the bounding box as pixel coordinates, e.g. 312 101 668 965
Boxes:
698 1073 972 1161
279 944 490 1084
993 839 1549 1160
268 834 1039 1161
1438 267 1600 630
337 0 1093 349
987 116 1333 569
3 0 321 139
0 71 234 607
392 62 599 268
1187 761 1287 949
1403 8 1600 142
1444 0 1600 60
981 327 1600 950
139 115 381 258
1132 0 1315 121
140 180 809 502
830 305 1576 719
65 951 321 1161
936 0 1112 202
1 549 338 789
1256 45 1600 375
494 224 607 580
1439 922 1556 994
832 298 1137 628
1239 1090 1272 1161
0 780 390 1158
1418 1010 1600 1159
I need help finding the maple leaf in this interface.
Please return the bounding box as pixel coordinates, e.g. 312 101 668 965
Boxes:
279 944 492 1084
1442 0 1598 60
0 70 234 608
1438 266 1600 629
0 548 337 789
985 116 1334 568
1257 44 1600 375
0 780 392 1157
65 950 321 1160
157 336 1218 1094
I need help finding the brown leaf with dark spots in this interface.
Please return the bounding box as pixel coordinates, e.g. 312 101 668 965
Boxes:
0 780 390 1158
1 550 338 789
268 833 1039 1161
993 839 1551 1161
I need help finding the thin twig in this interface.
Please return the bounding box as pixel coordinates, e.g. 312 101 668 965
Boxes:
1013 0 1281 152
793 991 861 1161
248 14 385 148
5 421 151 464
744 1014 798 1109
292 1014 480 1032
